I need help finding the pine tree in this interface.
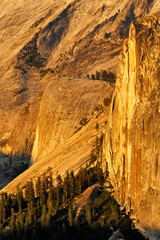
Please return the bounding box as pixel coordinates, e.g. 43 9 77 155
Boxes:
41 204 47 227
69 171 75 199
25 180 35 202
43 172 49 190
27 201 35 226
101 70 108 81
63 170 70 202
85 201 92 225
16 186 23 212
57 173 62 186
15 212 24 231
56 173 63 204
10 208 16 231
95 71 100 80
0 203 4 228
35 177 41 197
47 188 54 217
68 205 74 226
40 176 47 206
75 175 80 195
2 203 6 225
55 185 60 206
91 74 95 80
29 179 35 202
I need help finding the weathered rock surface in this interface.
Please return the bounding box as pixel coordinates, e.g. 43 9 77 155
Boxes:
1 0 159 188
3 93 112 193
1 2 160 236
31 77 112 162
103 13 160 235
1 0 160 140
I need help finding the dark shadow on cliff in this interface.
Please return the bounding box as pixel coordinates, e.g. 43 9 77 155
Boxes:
0 150 30 190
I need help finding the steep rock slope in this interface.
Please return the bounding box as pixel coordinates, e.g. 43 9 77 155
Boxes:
0 0 160 188
31 77 112 162
1 77 113 189
1 0 160 139
3 98 112 193
103 13 160 235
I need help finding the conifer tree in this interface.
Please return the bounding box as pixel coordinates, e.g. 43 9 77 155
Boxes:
25 180 35 202
35 177 41 197
0 203 3 228
63 181 67 203
16 186 23 212
10 208 16 231
75 172 82 195
36 199 41 220
43 172 49 190
15 212 24 231
27 201 35 226
47 188 54 217
69 171 75 199
57 173 62 186
2 204 6 225
101 70 108 81
87 173 91 187
56 173 63 204
85 200 92 225
29 179 35 202
91 74 95 80
40 176 47 206
55 185 60 206
68 205 74 226
41 204 47 227
95 71 100 80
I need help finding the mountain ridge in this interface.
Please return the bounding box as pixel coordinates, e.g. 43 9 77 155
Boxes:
103 12 160 236
0 2 160 237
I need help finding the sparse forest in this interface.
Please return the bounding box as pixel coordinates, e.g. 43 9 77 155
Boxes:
0 143 146 240
87 70 116 83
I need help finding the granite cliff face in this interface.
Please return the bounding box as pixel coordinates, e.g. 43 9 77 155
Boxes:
3 79 113 192
1 0 160 188
104 13 160 235
31 77 112 162
1 3 160 235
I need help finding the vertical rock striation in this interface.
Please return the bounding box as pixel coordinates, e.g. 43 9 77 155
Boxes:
104 13 160 234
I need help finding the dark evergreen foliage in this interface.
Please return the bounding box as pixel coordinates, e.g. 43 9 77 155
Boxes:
87 70 116 83
0 163 147 240
95 71 100 80
91 74 95 80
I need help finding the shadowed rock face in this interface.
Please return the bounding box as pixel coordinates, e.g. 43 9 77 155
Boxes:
103 13 160 234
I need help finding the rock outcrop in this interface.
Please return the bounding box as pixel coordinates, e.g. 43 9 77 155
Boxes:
1 0 160 140
1 3 160 235
104 13 160 235
2 77 113 191
31 77 112 162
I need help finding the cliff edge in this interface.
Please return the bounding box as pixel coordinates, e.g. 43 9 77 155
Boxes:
104 13 160 237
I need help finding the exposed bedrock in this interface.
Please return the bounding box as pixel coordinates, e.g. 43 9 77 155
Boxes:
103 14 160 236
